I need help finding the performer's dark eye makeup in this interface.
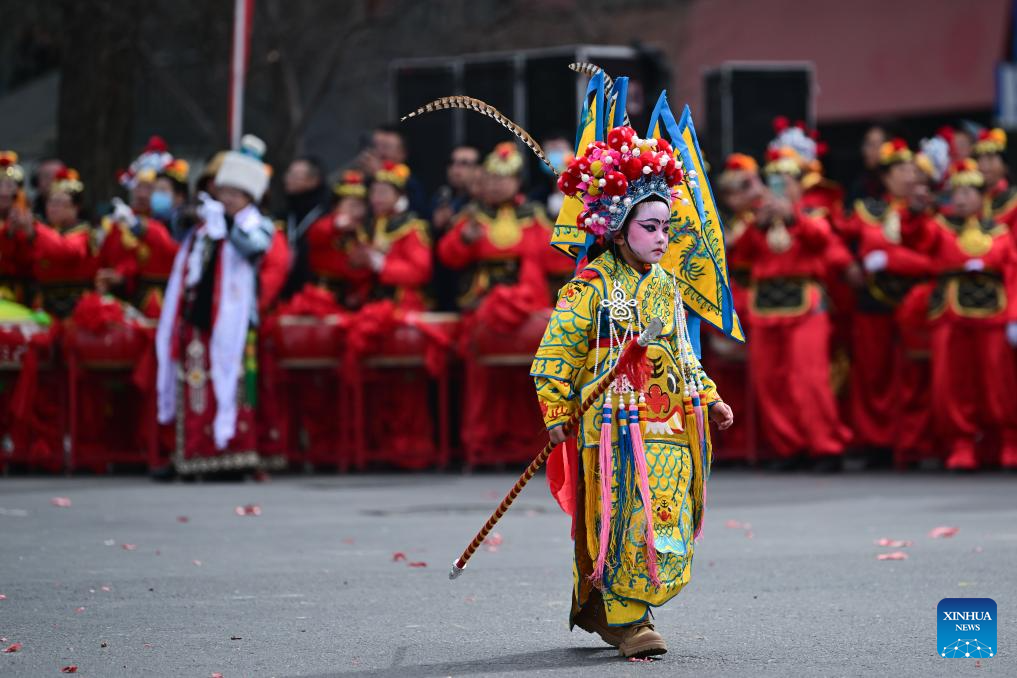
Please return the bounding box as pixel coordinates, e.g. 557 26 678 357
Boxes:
636 219 663 233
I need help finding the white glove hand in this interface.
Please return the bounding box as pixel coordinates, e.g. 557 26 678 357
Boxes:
366 249 386 273
110 197 137 227
197 192 227 240
964 258 985 272
862 250 889 273
1007 321 1017 348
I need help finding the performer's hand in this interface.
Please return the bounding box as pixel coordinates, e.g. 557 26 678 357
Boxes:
95 268 124 293
773 196 794 222
1007 321 1017 348
710 402 734 430
8 205 33 236
347 244 372 269
461 217 484 244
548 426 568 446
111 197 137 228
964 258 985 272
334 212 355 231
862 250 888 273
844 262 865 289
432 204 454 232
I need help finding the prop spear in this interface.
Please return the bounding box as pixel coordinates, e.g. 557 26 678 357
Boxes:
449 317 663 580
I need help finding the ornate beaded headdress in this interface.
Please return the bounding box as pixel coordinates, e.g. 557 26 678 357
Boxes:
402 62 743 344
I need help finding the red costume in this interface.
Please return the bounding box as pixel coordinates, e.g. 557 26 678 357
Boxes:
734 202 849 460
97 216 179 318
902 160 1017 470
838 196 935 450
347 162 445 470
438 149 553 467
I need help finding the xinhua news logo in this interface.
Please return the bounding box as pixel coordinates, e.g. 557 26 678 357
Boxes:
938 598 996 659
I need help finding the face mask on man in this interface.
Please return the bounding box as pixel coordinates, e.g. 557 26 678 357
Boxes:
541 149 569 177
150 190 174 218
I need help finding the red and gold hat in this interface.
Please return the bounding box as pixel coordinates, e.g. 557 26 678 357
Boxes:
556 125 684 239
161 159 190 185
879 138 913 166
973 128 1006 156
374 161 410 190
947 158 984 189
51 167 84 196
334 169 367 198
724 153 759 175
483 141 524 176
763 147 804 177
0 150 24 184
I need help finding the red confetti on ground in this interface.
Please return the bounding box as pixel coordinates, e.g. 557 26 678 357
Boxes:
100 586 112 592
341 538 355 545
975 659 982 668
627 656 655 662
408 561 428 568
234 505 261 516
929 526 959 539
724 519 751 530
392 552 407 562
744 531 755 539
483 532 503 547
75 607 85 614
2 642 22 653
0 594 6 600
875 538 913 548
121 544 137 551
50 497 72 508
212 673 224 678
177 516 189 523
192 560 203 567
61 666 78 673
876 551 909 561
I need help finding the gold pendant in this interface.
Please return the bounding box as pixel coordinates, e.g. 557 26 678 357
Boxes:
766 219 792 253
487 207 524 249
882 210 902 245
958 226 993 257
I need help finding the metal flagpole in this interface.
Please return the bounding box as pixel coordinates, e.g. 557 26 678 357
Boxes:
228 0 253 150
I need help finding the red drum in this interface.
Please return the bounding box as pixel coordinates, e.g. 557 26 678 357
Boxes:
267 314 346 366
470 308 551 363
63 318 156 473
0 321 55 473
355 312 459 470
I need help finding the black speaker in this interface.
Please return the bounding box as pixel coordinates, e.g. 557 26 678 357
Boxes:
394 64 456 197
703 63 814 167
393 46 670 193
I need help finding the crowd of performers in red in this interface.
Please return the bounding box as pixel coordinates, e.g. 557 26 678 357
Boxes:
1 119 1015 476
711 121 1017 472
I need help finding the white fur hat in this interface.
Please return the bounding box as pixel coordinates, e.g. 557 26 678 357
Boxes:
215 135 269 202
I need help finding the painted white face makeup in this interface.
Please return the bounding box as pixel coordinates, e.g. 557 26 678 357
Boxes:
616 199 671 265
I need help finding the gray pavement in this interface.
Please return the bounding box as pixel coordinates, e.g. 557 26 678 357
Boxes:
0 470 1015 677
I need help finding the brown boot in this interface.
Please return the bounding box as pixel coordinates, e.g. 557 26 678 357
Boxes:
573 595 623 648
617 621 667 658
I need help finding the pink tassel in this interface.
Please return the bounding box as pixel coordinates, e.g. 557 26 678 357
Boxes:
629 397 660 587
591 396 614 586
